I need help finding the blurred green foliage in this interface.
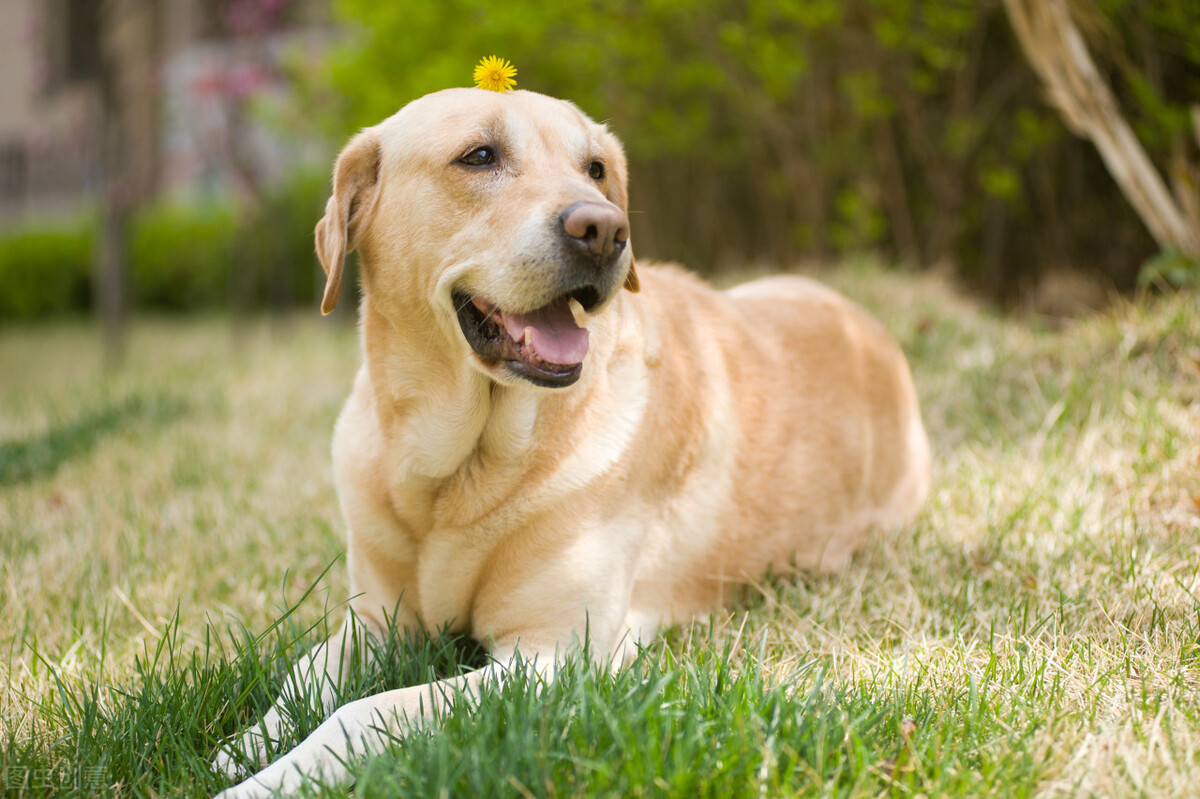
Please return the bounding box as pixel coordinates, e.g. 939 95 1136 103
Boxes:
1137 249 1200 290
0 225 92 319
320 0 1200 299
131 203 236 311
0 172 328 321
232 170 331 311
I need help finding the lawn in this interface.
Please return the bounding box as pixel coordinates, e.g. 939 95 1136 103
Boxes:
1 262 1197 797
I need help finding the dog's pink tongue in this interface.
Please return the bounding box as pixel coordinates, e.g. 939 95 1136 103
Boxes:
500 298 589 365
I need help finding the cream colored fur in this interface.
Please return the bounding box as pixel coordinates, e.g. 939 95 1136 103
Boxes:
213 88 929 798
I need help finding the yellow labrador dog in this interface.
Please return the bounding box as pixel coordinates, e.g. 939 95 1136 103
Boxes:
214 88 929 797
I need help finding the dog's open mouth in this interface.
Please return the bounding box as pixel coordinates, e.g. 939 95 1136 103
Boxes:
454 288 599 387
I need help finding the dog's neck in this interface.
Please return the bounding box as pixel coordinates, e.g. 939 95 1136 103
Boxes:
358 299 577 482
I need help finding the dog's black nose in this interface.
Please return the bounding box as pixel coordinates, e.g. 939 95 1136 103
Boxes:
560 201 629 260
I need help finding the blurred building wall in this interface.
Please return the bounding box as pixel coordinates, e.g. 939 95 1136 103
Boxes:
0 0 329 229
0 0 40 140
0 0 99 222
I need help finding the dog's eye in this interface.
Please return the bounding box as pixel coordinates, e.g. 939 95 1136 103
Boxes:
460 147 497 167
588 161 605 180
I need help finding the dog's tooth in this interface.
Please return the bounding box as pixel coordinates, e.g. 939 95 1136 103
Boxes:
524 327 533 347
568 297 586 326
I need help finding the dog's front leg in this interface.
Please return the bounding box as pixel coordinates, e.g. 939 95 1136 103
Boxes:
212 656 538 799
213 612 383 779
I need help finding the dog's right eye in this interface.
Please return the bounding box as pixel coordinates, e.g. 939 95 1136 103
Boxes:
460 147 497 167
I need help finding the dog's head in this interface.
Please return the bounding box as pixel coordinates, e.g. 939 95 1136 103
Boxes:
315 88 638 389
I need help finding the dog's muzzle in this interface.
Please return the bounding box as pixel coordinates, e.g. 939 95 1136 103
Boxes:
454 201 630 388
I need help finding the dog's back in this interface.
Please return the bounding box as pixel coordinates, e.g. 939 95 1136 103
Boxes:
620 266 929 620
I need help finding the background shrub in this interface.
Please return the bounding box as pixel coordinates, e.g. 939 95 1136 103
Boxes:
130 202 237 311
0 225 92 320
229 170 329 312
0 171 328 322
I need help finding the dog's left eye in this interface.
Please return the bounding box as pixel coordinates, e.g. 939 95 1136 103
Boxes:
588 161 605 180
461 147 497 167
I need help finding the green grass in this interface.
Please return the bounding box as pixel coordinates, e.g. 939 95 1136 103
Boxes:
1 263 1198 797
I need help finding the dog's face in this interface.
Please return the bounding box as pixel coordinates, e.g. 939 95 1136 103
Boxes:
315 88 638 389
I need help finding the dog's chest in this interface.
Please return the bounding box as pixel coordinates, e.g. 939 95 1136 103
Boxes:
379 458 532 633
412 529 493 632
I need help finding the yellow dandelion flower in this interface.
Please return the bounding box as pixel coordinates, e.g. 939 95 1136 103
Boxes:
473 55 518 93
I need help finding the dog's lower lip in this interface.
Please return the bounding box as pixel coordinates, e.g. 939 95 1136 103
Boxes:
505 357 582 387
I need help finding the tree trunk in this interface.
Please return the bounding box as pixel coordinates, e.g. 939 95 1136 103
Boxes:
95 1 128 369
95 185 129 369
1003 0 1199 258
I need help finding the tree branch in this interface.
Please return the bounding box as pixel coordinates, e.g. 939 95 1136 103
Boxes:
1003 0 1198 258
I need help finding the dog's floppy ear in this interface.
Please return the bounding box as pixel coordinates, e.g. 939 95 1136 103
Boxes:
315 131 382 315
623 257 640 293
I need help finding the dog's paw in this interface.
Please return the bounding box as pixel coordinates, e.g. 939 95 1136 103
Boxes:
211 729 270 780
211 741 278 799
210 746 245 780
211 755 313 799
212 777 276 799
